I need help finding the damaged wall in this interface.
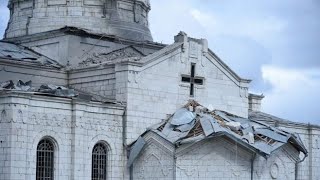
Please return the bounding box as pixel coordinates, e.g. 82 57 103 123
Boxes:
280 125 320 180
0 60 67 88
122 36 249 143
249 111 320 180
253 144 298 180
131 133 300 180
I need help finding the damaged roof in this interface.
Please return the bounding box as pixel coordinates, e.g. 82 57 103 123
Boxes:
0 80 118 104
78 45 147 67
0 41 62 68
132 100 307 163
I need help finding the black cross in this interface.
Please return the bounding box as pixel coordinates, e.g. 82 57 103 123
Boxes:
181 63 204 97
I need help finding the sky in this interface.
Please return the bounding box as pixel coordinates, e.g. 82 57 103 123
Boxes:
0 0 319 124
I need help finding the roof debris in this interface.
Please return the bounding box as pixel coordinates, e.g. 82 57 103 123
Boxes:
0 80 34 91
78 46 145 67
0 41 62 68
136 100 308 159
39 84 76 97
0 80 122 104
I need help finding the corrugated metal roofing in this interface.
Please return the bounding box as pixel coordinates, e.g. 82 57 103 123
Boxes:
132 100 308 161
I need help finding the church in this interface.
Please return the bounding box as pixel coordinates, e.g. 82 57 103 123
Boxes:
0 0 319 179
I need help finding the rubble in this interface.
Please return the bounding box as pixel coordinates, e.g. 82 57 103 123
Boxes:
0 80 123 104
0 80 77 97
39 84 76 97
0 80 33 91
131 100 308 161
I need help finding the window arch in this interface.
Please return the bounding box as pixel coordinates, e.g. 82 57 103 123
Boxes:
36 138 55 180
92 143 108 180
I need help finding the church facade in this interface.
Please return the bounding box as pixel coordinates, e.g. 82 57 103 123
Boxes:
0 0 319 179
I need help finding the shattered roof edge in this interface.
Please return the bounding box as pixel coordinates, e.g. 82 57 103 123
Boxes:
3 27 167 49
68 63 115 72
0 58 63 71
250 111 320 129
0 90 124 107
0 40 63 68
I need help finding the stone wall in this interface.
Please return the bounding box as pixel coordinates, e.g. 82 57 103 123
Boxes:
0 60 67 87
280 124 320 180
132 132 175 180
16 34 127 66
5 0 152 41
133 134 300 180
253 144 299 180
122 38 249 143
0 93 124 179
176 137 253 180
69 65 117 100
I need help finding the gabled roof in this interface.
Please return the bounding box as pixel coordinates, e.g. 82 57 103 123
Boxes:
249 110 320 128
133 100 307 160
0 41 62 68
207 49 251 84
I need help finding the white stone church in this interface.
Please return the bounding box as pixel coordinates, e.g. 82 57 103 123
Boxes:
0 0 319 179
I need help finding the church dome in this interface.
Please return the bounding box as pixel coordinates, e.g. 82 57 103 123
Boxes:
4 0 153 41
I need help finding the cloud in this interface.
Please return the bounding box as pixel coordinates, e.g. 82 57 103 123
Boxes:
0 0 9 38
189 8 288 44
261 65 320 124
189 9 217 29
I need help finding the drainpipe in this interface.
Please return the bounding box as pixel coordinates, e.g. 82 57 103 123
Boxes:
174 148 177 180
251 153 256 180
122 106 128 180
122 106 127 146
295 153 308 180
308 123 313 180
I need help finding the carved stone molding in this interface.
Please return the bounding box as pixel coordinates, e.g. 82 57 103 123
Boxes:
189 41 199 58
313 136 320 149
137 145 172 179
270 162 279 179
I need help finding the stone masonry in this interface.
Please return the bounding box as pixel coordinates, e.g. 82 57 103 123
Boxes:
0 0 320 179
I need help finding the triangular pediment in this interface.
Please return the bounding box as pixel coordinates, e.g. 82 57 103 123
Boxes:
136 33 250 87
78 45 145 67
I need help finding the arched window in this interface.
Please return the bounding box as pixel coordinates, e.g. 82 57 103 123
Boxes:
92 143 108 180
36 139 55 180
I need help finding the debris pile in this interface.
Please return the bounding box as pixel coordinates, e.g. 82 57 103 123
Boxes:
0 80 33 91
0 80 119 103
39 84 76 97
78 46 144 67
144 100 307 158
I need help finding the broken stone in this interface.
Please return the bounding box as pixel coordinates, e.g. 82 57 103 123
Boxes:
16 80 33 91
0 80 14 89
242 132 255 144
225 121 241 131
39 84 77 97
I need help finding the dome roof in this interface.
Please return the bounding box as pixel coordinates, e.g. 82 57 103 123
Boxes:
5 0 153 42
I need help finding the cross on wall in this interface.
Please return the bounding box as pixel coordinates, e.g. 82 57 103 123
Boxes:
181 63 204 97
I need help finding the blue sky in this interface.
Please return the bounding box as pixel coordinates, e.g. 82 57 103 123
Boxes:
0 0 319 124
